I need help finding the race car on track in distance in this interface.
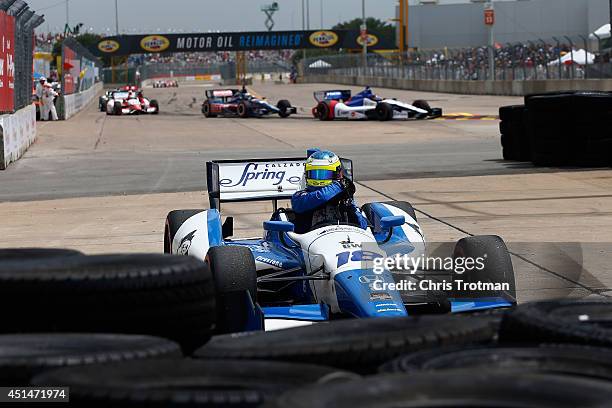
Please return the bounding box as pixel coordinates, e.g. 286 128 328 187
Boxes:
163 152 516 334
202 87 297 119
153 80 179 88
312 87 443 121
105 88 159 116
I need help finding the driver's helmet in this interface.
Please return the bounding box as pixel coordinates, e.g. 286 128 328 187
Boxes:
305 150 343 188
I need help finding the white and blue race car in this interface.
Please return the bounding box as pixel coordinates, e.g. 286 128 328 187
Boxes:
312 87 443 121
164 154 515 334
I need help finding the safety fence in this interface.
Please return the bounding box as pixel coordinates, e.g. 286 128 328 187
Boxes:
304 36 612 82
59 38 103 120
0 0 43 169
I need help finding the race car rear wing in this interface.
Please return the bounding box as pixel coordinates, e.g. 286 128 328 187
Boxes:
207 157 353 210
314 90 352 102
205 89 240 99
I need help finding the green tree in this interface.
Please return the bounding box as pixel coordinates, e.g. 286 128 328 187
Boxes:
333 17 395 45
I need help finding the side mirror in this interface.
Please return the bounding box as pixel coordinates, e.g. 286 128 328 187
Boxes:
380 215 405 229
263 221 295 233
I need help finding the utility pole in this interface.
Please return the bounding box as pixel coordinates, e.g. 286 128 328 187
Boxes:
320 0 323 28
362 0 367 70
485 1 495 80
115 0 119 35
64 0 70 34
306 0 310 29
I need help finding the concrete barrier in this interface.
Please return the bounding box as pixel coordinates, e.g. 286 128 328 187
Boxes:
62 82 104 120
301 74 612 96
0 104 36 170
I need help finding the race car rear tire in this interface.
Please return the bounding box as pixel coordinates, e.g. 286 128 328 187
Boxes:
113 101 122 115
379 344 612 381
375 102 393 121
0 254 216 354
32 359 355 407
238 101 250 118
149 99 159 114
499 299 612 347
316 101 332 121
451 235 516 303
207 245 258 334
0 333 181 386
164 209 206 254
202 101 216 118
277 99 292 118
195 315 498 372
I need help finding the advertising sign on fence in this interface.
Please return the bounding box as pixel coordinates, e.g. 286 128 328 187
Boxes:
0 11 15 112
93 30 394 57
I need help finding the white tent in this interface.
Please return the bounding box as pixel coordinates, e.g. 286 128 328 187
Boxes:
548 49 596 66
589 24 611 40
308 59 332 69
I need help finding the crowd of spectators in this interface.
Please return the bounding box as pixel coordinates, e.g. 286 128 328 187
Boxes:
140 50 293 67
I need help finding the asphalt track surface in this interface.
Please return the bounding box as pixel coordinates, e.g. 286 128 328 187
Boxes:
1 82 611 302
0 82 554 202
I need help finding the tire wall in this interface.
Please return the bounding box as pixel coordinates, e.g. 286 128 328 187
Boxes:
301 75 612 97
61 82 103 120
0 104 36 170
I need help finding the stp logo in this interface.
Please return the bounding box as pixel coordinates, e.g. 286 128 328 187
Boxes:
140 35 170 52
309 31 339 48
98 40 120 53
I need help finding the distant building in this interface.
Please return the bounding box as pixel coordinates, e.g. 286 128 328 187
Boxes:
398 0 609 48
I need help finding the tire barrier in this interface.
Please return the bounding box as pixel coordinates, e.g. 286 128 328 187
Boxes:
1 250 612 406
500 91 612 167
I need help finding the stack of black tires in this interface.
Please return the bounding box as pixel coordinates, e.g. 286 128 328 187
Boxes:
500 90 612 166
2 248 612 407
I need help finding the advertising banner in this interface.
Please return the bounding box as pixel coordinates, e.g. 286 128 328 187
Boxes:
0 11 15 112
62 45 77 95
93 30 394 57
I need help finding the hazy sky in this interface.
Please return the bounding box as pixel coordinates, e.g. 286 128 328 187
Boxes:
27 0 402 34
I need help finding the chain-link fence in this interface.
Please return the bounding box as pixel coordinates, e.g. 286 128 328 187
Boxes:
0 0 43 114
304 35 612 81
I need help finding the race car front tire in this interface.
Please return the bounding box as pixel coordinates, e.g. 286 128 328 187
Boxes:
113 101 122 115
164 209 206 254
451 235 516 304
149 99 159 114
277 99 292 118
206 245 258 334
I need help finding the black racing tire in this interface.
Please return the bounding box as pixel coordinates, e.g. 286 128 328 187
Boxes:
164 209 206 254
0 254 215 354
202 101 216 118
412 99 432 114
0 333 181 386
375 102 393 121
149 99 159 114
451 235 516 303
277 99 292 118
206 245 258 334
238 101 250 118
0 248 82 261
269 370 612 408
316 101 331 121
429 107 443 118
32 359 356 407
195 315 498 373
113 101 122 115
379 344 612 381
499 299 612 347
